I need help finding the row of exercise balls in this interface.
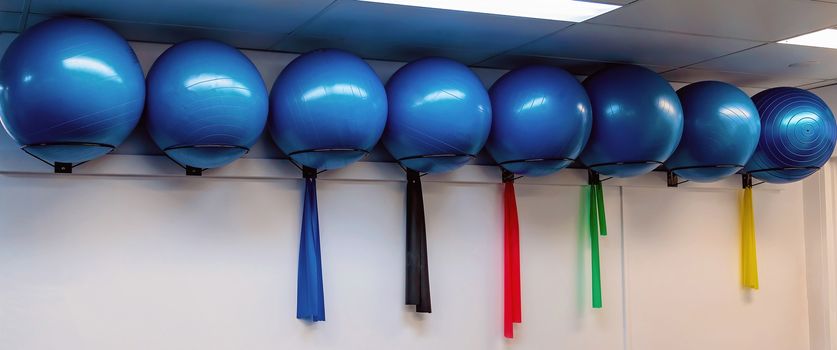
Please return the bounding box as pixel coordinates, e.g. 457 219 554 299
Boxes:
1 18 835 183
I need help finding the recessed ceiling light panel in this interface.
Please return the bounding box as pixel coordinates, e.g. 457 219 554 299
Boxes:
357 0 621 22
778 29 837 50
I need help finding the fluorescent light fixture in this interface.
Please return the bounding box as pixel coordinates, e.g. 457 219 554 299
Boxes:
357 0 621 22
778 28 837 49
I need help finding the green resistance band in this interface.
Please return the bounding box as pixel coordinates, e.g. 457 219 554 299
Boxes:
587 183 607 308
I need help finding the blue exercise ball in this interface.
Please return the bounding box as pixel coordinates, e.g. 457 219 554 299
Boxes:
146 39 267 169
0 18 144 165
578 64 683 177
665 81 760 182
487 65 591 177
269 49 387 170
744 87 837 183
383 57 491 173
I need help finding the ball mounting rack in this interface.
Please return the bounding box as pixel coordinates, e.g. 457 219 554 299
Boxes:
665 164 744 188
162 144 251 176
21 141 116 174
741 166 821 188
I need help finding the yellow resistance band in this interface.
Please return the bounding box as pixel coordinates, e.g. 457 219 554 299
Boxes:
741 187 759 289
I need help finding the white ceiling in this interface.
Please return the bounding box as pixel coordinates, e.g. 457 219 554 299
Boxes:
0 0 836 90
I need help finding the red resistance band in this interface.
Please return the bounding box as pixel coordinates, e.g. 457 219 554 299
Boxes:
503 181 522 338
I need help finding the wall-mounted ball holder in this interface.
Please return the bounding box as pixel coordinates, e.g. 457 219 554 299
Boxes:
666 164 744 187
586 160 663 175
162 144 250 176
501 168 521 183
287 147 371 163
396 152 477 165
741 172 761 189
395 153 476 315
744 166 821 186
21 141 116 174
498 157 576 180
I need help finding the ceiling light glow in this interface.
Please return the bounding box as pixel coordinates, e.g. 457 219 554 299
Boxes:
357 0 621 22
778 29 837 50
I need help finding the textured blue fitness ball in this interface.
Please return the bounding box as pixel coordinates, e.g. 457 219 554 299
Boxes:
744 87 837 183
665 81 760 182
269 49 387 170
487 65 592 177
383 57 492 173
0 18 144 165
146 39 267 170
578 64 683 177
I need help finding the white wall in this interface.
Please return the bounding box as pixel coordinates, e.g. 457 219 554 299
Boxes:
0 164 811 350
0 41 824 350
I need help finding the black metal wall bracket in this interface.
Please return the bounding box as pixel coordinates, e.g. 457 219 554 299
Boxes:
185 166 203 176
667 171 689 187
501 168 521 183
53 162 73 174
741 173 764 189
302 166 318 179
587 169 613 185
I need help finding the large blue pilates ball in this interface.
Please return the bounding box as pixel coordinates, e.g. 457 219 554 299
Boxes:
487 65 591 177
269 49 387 170
146 39 267 170
0 18 145 164
744 87 837 183
665 81 760 182
382 57 492 174
578 64 683 177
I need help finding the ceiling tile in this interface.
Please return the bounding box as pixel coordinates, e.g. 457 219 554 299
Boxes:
661 68 822 89
104 20 283 50
589 0 837 42
797 79 837 90
281 0 574 64
512 23 760 68
0 32 16 55
274 34 497 65
28 0 332 34
0 0 23 12
26 14 282 50
0 11 20 32
477 53 673 75
21 13 47 27
690 43 837 80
